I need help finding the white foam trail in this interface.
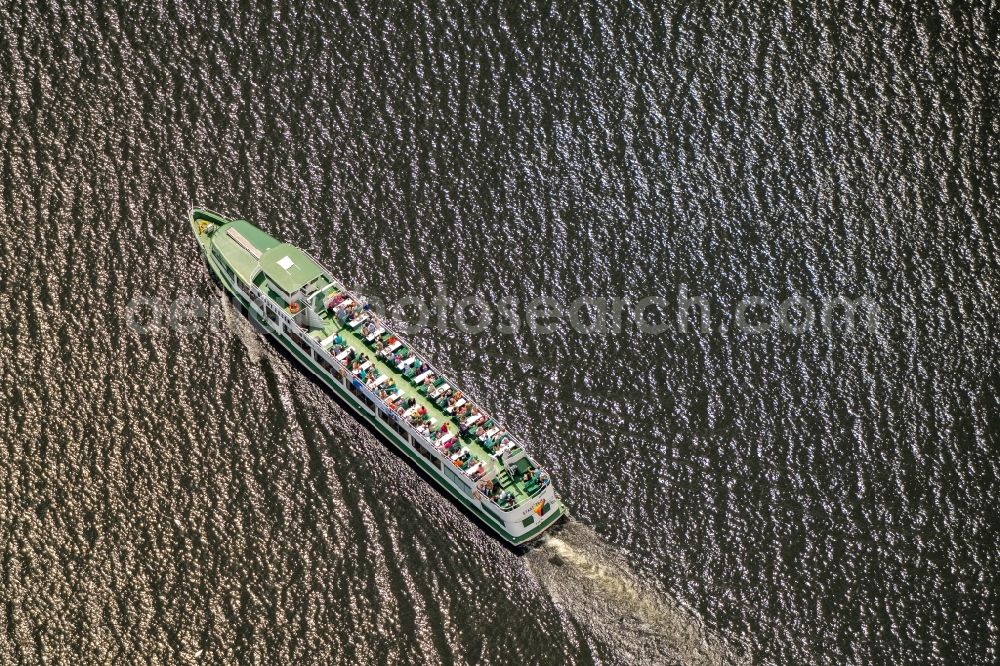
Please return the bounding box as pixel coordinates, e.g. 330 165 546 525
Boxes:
526 520 747 666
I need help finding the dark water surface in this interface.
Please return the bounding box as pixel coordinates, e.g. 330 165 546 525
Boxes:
2 1 997 664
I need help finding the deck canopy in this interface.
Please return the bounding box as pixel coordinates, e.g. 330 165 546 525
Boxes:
258 243 325 295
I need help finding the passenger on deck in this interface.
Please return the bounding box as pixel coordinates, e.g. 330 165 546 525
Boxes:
522 467 537 482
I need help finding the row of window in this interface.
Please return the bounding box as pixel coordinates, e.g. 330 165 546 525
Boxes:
346 376 376 411
329 358 452 475
286 327 311 353
344 378 443 469
233 295 495 510
414 439 442 469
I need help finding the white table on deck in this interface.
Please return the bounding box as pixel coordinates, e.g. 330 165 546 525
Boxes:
371 374 390 388
413 370 433 384
365 327 386 342
416 418 437 436
430 383 450 399
493 441 517 458
464 413 484 428
398 357 417 369
336 348 352 361
348 313 369 328
446 398 467 414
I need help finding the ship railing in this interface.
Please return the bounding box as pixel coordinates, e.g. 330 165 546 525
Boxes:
314 276 530 444
305 333 489 490
285 261 547 510
322 351 528 513
310 339 527 514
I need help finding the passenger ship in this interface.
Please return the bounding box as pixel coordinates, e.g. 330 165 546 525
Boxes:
189 208 565 545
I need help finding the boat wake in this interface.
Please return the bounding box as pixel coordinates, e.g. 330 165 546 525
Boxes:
221 291 265 364
526 520 746 666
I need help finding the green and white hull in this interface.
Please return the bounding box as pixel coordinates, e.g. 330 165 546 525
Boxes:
189 208 565 545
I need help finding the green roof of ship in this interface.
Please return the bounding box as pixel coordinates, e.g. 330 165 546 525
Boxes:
207 219 278 279
258 244 325 294
204 218 325 294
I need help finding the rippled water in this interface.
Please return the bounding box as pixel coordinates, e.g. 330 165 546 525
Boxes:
2 1 997 664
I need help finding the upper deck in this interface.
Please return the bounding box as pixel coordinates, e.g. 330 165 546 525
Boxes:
200 213 554 512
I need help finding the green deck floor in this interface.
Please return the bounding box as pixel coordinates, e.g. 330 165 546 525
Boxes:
309 304 533 503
